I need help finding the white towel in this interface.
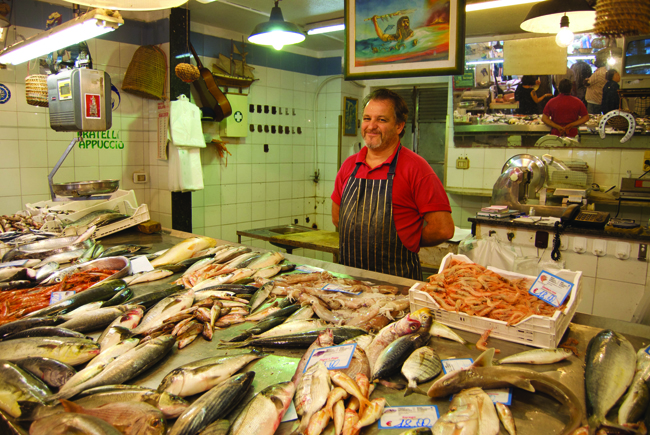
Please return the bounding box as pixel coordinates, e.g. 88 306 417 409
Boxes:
170 95 205 148
168 95 205 192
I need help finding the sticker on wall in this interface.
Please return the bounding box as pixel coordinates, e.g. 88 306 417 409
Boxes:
233 110 243 123
85 94 101 119
0 84 10 104
111 84 121 111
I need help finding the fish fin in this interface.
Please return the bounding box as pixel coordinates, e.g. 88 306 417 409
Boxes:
404 380 427 397
503 375 535 392
472 348 495 367
376 379 406 390
59 399 83 413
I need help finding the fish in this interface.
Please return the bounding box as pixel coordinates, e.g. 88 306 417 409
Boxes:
294 361 332 435
254 319 325 339
248 282 274 312
226 252 261 269
60 399 166 435
229 380 295 435
197 419 229 435
429 320 467 345
87 338 140 369
99 288 134 308
124 269 174 285
284 306 314 323
330 371 370 417
0 280 32 291
97 307 143 345
324 387 349 418
432 387 499 435
338 340 371 380
333 400 345 435
63 302 104 317
3 326 87 341
619 345 650 424
58 364 107 396
427 348 583 435
0 336 99 365
252 265 282 279
132 292 195 335
34 250 85 267
2 235 93 262
64 210 123 228
497 348 573 365
169 371 255 435
585 329 636 434
495 402 517 435
0 267 28 282
13 357 76 388
157 351 265 397
150 236 217 267
402 346 442 396
306 408 330 435
355 397 386 430
33 262 59 282
342 408 359 435
247 252 284 270
372 330 430 382
127 285 185 309
249 303 301 322
58 305 138 333
53 335 176 400
233 327 367 349
291 329 335 386
0 317 65 340
0 360 51 418
29 412 122 435
98 244 147 258
98 326 133 352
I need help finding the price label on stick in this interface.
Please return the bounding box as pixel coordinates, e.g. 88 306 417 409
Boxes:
441 358 473 374
304 343 357 372
528 270 573 307
379 406 439 429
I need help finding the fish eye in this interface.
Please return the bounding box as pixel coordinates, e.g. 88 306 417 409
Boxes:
410 325 417 331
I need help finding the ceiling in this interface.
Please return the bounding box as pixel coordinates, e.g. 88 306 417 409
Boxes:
36 0 551 53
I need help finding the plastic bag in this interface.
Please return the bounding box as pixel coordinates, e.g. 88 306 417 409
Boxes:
458 233 520 271
168 144 204 192
512 256 565 277
170 95 205 148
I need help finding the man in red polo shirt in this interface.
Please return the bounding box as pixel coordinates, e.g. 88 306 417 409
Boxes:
542 79 589 137
331 88 454 280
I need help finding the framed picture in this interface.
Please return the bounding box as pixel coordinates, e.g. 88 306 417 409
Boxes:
343 96 358 136
344 0 466 80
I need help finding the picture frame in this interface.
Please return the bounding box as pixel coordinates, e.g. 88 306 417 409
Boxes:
343 96 358 136
344 0 466 80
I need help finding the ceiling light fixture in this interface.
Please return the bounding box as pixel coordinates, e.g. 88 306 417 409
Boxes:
466 0 544 13
555 15 573 47
305 18 344 35
0 9 123 65
248 0 305 51
59 0 188 11
520 0 594 33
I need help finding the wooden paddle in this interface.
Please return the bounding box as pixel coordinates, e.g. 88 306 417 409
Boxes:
188 42 232 122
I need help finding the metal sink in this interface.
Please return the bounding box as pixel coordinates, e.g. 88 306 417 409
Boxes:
267 225 316 235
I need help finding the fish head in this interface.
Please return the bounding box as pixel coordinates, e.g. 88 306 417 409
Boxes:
156 392 189 419
262 381 295 411
317 329 334 347
131 412 166 435
427 367 477 399
395 312 423 336
156 369 185 396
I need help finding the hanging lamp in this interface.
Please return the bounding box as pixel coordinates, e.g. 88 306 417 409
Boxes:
520 0 595 47
58 0 188 11
248 0 305 51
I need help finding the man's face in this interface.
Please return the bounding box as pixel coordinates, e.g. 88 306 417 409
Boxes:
361 99 405 151
400 18 410 29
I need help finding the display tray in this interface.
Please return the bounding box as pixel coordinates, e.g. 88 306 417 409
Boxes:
410 253 582 348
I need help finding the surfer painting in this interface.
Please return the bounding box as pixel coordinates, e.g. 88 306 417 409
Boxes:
345 0 465 79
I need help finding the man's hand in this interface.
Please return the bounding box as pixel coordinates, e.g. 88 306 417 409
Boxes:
421 211 455 247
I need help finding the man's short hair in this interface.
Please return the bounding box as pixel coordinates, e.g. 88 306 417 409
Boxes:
559 79 572 95
520 75 537 86
363 88 409 138
606 69 619 81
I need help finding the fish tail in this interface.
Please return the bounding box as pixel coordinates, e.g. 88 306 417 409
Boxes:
59 399 83 413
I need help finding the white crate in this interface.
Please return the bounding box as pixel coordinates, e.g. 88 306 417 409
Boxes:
410 253 582 349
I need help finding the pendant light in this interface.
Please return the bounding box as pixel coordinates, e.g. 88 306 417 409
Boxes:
248 0 305 51
58 0 188 11
520 0 595 47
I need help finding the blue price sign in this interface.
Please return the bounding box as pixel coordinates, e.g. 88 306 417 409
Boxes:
528 270 573 308
379 406 439 429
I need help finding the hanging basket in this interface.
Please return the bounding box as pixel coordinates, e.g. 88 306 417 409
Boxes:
595 0 650 37
25 75 49 107
122 45 167 100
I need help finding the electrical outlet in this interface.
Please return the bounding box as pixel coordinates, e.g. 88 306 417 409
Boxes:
456 156 470 169
644 150 650 172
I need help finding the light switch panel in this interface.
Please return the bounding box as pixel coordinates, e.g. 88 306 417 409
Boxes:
615 242 630 260
592 239 607 257
573 237 587 254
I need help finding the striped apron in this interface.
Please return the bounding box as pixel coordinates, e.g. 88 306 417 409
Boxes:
338 146 422 280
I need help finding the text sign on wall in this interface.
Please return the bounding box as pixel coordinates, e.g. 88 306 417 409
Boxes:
79 130 125 149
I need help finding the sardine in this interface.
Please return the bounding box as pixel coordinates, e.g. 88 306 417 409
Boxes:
0 360 51 418
150 237 217 267
169 371 255 435
29 412 122 435
498 348 573 365
402 346 441 396
13 357 76 388
60 399 166 435
0 337 99 365
230 380 295 435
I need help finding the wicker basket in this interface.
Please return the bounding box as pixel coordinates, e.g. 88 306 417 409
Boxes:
607 111 632 130
25 75 49 107
595 0 650 36
175 63 200 83
122 45 167 100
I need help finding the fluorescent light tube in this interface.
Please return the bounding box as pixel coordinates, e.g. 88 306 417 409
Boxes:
467 0 544 12
307 24 345 35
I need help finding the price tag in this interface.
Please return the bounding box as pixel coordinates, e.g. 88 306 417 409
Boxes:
528 270 574 307
441 358 473 374
295 265 325 273
130 256 154 273
319 283 362 296
50 291 75 305
379 406 439 429
486 388 512 405
281 401 298 422
304 343 357 372
645 345 650 356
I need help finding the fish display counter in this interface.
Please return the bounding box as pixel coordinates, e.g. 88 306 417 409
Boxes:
1 227 649 435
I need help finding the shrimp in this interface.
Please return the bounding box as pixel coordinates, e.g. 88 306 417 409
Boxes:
476 329 500 353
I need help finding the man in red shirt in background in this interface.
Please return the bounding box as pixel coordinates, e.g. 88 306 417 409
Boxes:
542 79 590 137
331 88 454 280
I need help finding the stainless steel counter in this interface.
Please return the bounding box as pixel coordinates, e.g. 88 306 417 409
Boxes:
97 229 650 434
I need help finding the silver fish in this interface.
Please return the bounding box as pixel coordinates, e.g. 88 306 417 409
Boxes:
29 412 122 435
294 361 331 435
618 344 650 424
254 319 324 339
248 282 274 312
35 250 84 268
498 348 573 365
98 326 133 352
432 387 499 435
496 402 517 435
247 251 284 270
230 380 295 435
86 338 140 369
34 262 59 281
97 307 143 346
13 357 76 388
429 320 467 344
124 269 173 285
2 235 93 262
150 237 217 268
0 360 52 418
132 292 194 335
402 346 442 396
58 305 138 333
0 337 99 366
283 306 314 323
58 364 107 396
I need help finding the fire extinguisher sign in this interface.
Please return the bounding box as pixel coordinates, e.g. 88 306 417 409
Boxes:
85 94 101 119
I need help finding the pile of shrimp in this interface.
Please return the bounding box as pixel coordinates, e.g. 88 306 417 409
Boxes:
423 259 566 325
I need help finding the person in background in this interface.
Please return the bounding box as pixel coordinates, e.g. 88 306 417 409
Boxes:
600 69 621 115
553 66 576 96
515 75 553 115
536 75 554 113
572 61 592 106
585 59 607 114
331 88 454 280
542 79 589 137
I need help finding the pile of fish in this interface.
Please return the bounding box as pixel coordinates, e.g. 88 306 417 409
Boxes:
0 213 43 234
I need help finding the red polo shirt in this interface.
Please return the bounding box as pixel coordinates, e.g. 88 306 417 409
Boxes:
543 94 588 137
332 145 451 253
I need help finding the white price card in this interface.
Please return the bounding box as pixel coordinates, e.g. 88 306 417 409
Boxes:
50 291 75 305
281 401 297 422
130 256 155 273
304 343 357 372
295 265 325 273
319 283 362 296
379 406 439 429
528 270 573 307
485 388 512 405
441 358 473 374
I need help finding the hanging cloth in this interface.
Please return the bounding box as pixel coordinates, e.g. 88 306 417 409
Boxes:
338 146 422 280
168 95 205 191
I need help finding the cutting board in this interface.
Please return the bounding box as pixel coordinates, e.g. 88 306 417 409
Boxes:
270 230 339 253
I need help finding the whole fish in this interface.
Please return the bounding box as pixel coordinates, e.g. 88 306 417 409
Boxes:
495 402 517 435
428 349 582 435
132 292 195 335
284 306 314 323
226 252 261 269
58 364 107 395
342 408 359 435
429 320 467 344
0 317 65 340
124 269 173 285
306 408 330 435
97 307 143 345
54 335 175 400
2 235 93 262
248 282 274 312
3 326 86 341
127 285 185 309
330 371 370 417
229 380 295 435
225 316 282 343
33 262 59 282
169 371 255 435
58 305 139 333
197 419 229 435
619 345 650 424
63 210 123 228
29 412 122 435
150 237 217 267
250 303 300 322
585 329 636 434
98 244 147 258
254 319 325 339
99 326 133 352
248 252 284 270
64 302 104 317
294 361 331 435
13 357 76 388
402 346 442 396
372 330 431 382
87 338 140 368
181 257 216 277
0 360 52 418
432 387 499 435
333 399 345 435
60 399 166 435
292 329 335 386
355 397 386 430
100 288 134 308
324 387 349 418
251 265 282 279
157 351 265 397
498 348 573 365
233 327 367 349
0 337 99 365
34 250 84 267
